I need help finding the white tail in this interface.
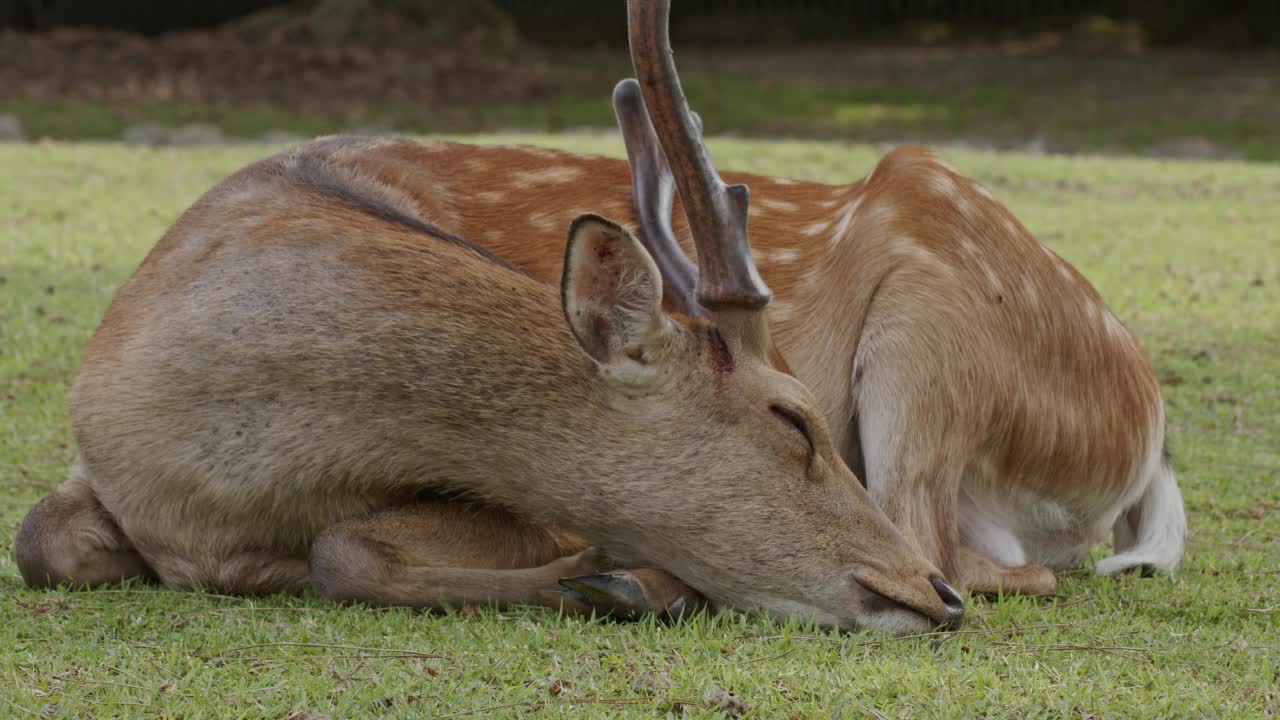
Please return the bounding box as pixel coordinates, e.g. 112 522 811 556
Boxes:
1096 449 1187 576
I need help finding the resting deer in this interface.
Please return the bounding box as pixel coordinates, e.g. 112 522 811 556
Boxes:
262 0 1181 605
12 14 974 635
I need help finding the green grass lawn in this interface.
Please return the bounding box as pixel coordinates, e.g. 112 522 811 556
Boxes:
1 136 1277 718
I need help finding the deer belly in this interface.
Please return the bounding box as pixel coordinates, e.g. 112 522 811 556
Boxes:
958 484 1103 570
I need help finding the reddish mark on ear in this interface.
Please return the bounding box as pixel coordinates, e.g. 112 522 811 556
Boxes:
705 327 735 374
590 313 612 340
594 240 615 261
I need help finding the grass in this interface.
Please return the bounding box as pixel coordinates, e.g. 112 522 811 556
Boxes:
1 136 1278 718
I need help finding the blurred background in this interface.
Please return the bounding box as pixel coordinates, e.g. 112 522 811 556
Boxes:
1 0 1276 160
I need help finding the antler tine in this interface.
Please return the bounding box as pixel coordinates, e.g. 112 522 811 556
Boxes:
627 0 771 312
613 78 706 320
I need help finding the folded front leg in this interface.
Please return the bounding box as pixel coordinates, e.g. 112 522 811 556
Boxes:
308 499 606 611
560 568 708 621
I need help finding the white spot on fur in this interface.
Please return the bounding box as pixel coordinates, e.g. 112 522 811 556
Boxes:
513 166 586 186
760 198 800 213
971 181 996 201
771 176 798 186
981 263 1004 294
816 198 841 209
476 190 507 203
853 200 895 234
1022 276 1039 305
1057 261 1074 281
528 211 557 233
827 198 863 247
484 229 506 242
889 237 935 263
958 237 980 257
924 168 961 198
800 219 833 237
764 248 801 264
463 157 492 173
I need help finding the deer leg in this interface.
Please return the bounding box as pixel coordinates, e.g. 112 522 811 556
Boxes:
559 567 707 621
955 493 1057 596
952 546 1057 597
307 500 701 617
15 459 156 589
856 370 972 586
857 413 1058 597
308 499 609 611
857 426 959 578
858 419 1060 597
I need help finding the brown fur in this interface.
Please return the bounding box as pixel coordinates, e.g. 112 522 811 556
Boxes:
295 137 1182 594
15 139 967 633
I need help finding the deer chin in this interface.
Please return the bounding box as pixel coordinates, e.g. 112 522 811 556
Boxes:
847 604 936 635
715 593 935 635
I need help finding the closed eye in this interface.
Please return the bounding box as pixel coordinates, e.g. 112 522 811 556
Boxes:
771 405 814 458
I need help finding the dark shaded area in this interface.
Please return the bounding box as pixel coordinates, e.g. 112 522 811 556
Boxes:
0 0 288 34
2 0 1279 49
0 1 1276 159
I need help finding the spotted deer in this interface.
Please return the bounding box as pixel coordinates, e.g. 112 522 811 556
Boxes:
11 12 979 636
304 0 1182 604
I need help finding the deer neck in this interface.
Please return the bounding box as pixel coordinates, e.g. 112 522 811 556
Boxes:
751 181 884 455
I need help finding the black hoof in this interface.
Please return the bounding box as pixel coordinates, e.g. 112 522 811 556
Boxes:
559 572 650 620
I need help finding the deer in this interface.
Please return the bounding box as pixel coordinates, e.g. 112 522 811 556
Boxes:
10 11 979 637
232 0 1179 610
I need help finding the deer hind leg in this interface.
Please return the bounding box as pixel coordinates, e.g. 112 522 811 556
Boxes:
15 459 155 589
955 491 1057 596
952 546 1057 597
307 499 703 617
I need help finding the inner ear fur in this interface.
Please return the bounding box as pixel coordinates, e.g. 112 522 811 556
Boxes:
561 213 670 367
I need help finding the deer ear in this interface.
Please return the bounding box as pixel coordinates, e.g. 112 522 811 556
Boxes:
561 214 670 368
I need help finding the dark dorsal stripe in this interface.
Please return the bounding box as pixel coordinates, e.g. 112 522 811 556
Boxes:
285 149 526 277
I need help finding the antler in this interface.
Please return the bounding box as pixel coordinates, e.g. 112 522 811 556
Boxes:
612 78 705 320
627 0 771 312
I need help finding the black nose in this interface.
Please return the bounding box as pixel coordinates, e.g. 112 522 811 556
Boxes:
929 575 966 628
